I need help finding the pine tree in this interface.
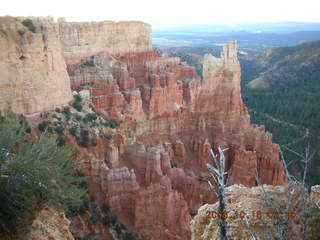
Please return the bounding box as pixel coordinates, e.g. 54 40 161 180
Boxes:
0 110 85 237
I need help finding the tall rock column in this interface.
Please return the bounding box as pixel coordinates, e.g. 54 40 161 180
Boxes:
196 40 246 120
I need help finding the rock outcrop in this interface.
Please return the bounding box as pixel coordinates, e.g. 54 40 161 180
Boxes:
19 207 74 240
0 16 72 114
190 184 302 240
58 20 152 64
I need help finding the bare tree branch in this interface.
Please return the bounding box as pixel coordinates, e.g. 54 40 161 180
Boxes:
207 146 228 240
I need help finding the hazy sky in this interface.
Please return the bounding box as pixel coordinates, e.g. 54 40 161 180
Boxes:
1 0 320 28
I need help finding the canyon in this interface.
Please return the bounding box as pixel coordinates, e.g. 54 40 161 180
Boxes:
0 16 287 240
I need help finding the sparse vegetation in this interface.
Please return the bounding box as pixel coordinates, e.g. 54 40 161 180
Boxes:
38 120 50 132
83 113 98 123
72 94 83 112
68 193 142 240
102 134 112 140
102 119 119 128
62 107 71 121
82 58 95 67
56 135 66 146
77 128 90 147
171 162 177 168
21 19 36 33
70 126 78 137
53 125 64 135
0 111 84 237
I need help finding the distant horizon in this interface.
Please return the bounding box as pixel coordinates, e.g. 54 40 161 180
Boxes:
1 15 320 32
1 0 320 29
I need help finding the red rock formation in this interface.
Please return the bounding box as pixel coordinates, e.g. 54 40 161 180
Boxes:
134 176 191 240
63 35 286 240
0 17 287 240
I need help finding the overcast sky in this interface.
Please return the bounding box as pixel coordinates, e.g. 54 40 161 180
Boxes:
1 0 320 28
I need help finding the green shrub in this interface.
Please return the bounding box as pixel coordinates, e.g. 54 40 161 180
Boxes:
171 162 177 168
102 204 110 215
83 59 95 67
103 215 117 227
102 119 119 128
62 107 71 121
102 134 112 140
77 129 90 147
55 108 61 113
70 126 78 137
56 135 66 146
38 121 50 132
84 113 98 123
19 116 31 133
21 19 36 33
90 122 99 127
74 94 82 103
72 94 83 112
0 111 84 236
115 224 123 236
54 125 64 135
75 114 82 121
72 101 82 112
123 232 140 240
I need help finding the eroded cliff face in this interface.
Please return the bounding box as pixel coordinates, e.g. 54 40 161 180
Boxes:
0 17 287 240
58 19 152 64
0 16 72 114
60 20 286 240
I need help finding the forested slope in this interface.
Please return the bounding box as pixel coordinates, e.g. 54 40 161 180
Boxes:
241 41 320 185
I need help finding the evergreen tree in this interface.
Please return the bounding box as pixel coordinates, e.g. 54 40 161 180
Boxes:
0 110 85 237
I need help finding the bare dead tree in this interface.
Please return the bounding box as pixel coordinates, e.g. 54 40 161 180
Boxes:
243 215 261 240
207 146 228 240
283 145 314 239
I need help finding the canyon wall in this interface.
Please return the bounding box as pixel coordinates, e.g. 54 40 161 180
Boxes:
58 19 152 64
62 20 286 239
0 16 72 114
0 17 287 240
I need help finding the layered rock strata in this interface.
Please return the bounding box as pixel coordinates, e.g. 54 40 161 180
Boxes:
58 20 152 64
0 17 287 240
64 30 286 239
0 16 72 114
